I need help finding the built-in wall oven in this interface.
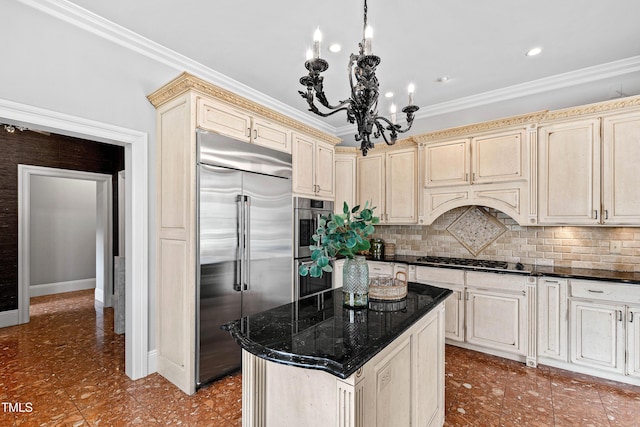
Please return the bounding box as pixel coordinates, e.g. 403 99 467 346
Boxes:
294 197 334 299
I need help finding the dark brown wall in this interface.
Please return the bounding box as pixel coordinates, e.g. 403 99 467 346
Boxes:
0 127 124 312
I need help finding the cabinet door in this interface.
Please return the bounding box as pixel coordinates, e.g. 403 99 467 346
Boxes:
334 153 357 213
537 278 568 361
538 119 601 224
569 299 625 374
602 112 640 224
292 134 316 196
357 153 385 222
315 141 335 199
471 130 524 184
444 289 464 342
197 98 251 142
424 139 470 187
386 148 417 223
466 289 526 355
252 117 291 153
627 306 640 377
368 261 394 276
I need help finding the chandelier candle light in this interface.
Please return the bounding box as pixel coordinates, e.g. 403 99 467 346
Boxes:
299 0 419 156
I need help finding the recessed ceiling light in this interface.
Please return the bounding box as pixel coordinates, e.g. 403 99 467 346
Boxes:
328 43 341 53
437 76 451 83
384 91 394 98
526 47 542 57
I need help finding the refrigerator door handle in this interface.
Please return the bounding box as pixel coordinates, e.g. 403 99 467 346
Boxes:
234 195 243 292
244 195 251 291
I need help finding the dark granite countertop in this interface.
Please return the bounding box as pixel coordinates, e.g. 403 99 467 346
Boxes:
222 283 452 379
365 255 640 285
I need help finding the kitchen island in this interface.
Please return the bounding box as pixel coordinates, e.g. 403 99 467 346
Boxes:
223 283 452 427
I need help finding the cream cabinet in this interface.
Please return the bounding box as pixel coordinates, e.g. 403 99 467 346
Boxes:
568 279 640 378
415 266 465 343
333 150 357 213
420 127 531 226
357 145 417 224
602 112 640 224
197 97 291 153
569 299 626 374
538 118 601 224
537 277 568 362
292 133 335 199
628 306 640 378
539 111 640 225
424 130 525 187
466 288 527 356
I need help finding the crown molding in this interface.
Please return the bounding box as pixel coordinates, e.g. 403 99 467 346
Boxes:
337 55 640 136
412 111 547 143
542 94 640 122
148 72 340 145
16 0 337 137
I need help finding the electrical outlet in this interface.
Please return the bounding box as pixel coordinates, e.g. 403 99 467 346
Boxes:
610 241 622 254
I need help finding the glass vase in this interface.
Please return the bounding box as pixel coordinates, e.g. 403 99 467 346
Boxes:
342 255 369 307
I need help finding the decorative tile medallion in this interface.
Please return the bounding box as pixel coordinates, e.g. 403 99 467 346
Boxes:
447 206 507 256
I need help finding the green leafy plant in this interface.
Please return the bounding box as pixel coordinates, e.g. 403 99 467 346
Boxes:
299 201 379 278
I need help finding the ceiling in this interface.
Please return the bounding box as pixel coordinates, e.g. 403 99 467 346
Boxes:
66 0 640 144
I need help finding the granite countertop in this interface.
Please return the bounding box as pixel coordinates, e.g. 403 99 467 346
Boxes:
222 283 452 379
367 255 640 285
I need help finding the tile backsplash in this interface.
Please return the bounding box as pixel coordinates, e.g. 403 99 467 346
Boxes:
373 206 640 272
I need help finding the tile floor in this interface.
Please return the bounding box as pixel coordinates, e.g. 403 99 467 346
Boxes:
0 290 638 426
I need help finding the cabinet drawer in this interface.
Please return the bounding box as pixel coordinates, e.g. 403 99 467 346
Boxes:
415 266 465 285
368 261 393 276
570 279 640 304
466 271 526 293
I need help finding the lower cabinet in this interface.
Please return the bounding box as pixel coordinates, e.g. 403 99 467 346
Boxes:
415 267 465 343
466 288 527 355
569 299 626 374
537 277 568 362
628 306 640 378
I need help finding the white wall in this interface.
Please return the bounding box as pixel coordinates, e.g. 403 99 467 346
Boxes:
29 176 96 287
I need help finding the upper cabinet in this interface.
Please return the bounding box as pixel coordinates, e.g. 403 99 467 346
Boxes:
602 112 640 224
418 122 537 226
197 97 291 153
334 150 357 213
538 119 601 225
356 144 418 224
538 109 640 225
292 133 335 200
424 130 525 187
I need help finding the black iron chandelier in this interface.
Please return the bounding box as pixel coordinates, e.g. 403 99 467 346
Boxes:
298 0 419 156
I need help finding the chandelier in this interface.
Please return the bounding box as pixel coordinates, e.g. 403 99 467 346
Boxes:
298 0 419 156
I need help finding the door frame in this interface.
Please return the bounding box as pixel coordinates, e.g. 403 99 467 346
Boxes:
18 166 113 310
1 98 150 380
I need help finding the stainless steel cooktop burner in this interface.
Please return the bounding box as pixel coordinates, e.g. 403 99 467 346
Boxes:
415 256 511 270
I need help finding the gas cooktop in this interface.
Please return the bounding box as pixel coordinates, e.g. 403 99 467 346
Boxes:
415 256 527 272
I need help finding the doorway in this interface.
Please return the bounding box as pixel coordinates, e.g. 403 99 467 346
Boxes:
19 167 113 309
0 98 149 380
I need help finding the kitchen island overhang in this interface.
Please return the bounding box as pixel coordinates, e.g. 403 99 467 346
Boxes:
223 283 452 427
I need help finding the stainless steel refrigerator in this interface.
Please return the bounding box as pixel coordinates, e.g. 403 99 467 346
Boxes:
196 129 293 387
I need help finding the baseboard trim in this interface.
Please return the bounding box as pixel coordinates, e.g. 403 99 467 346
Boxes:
0 309 19 328
148 349 158 374
30 278 96 297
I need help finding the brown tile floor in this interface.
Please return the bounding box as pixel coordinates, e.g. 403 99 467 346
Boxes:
1 290 639 426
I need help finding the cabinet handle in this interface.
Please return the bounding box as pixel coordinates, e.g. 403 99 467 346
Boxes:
472 172 476 181
630 312 634 323
254 129 258 139
587 289 604 294
465 173 469 182
618 310 623 322
544 280 559 284
247 127 251 138
594 210 598 220
605 210 609 220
